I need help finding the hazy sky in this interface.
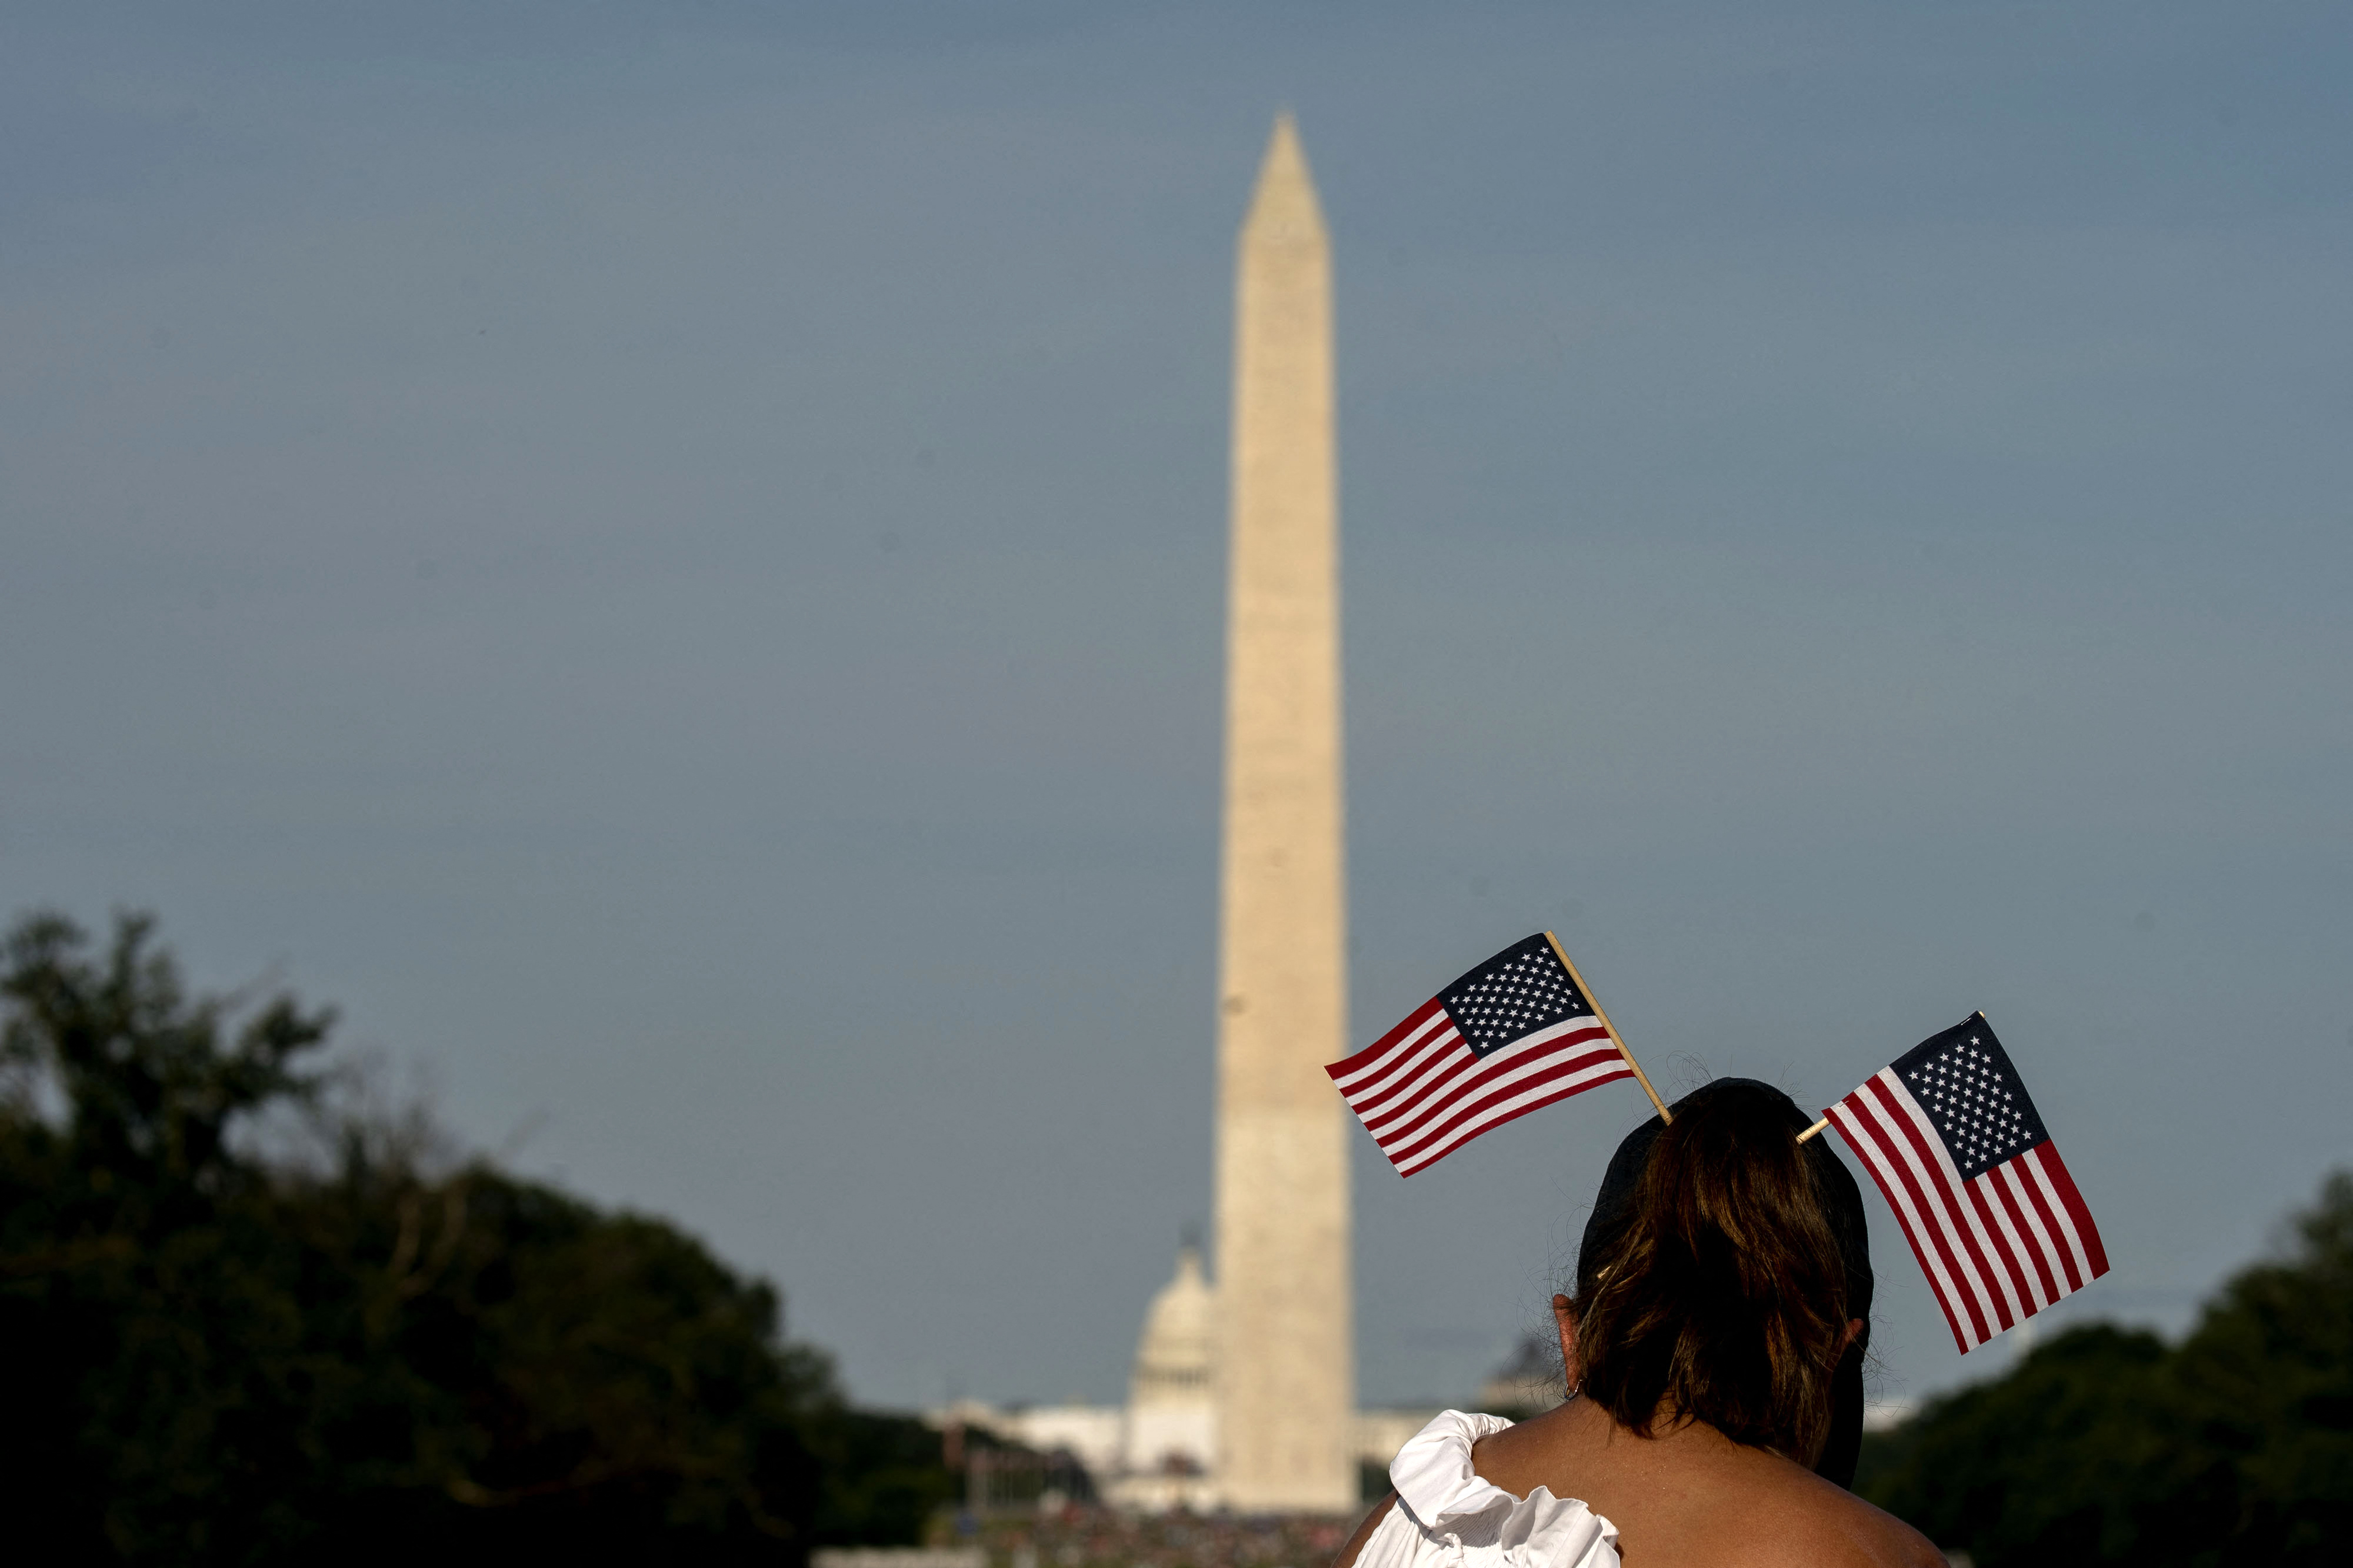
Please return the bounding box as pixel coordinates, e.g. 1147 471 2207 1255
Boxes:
5 2 2348 1416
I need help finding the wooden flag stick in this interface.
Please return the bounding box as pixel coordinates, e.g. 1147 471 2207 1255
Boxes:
1544 930 1671 1125
1796 1117 1829 1144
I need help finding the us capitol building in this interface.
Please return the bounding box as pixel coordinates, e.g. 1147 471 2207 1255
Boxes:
932 1240 1555 1513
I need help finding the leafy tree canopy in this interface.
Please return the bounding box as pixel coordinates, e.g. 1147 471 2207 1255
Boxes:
1859 1171 2353 1566
0 910 950 1564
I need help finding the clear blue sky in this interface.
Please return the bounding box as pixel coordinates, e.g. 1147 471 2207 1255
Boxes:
4 2 2348 1414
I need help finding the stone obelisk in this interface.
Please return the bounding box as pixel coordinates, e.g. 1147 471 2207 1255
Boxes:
1211 115 1354 1514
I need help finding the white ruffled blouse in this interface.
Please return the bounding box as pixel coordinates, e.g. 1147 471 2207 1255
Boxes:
1355 1411 1621 1568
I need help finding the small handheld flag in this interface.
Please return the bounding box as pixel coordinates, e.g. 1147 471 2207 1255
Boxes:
1326 932 1665 1176
1817 1013 2109 1352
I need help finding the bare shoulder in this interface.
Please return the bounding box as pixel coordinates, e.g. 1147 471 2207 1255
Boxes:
1329 1489 1398 1568
1468 1405 1942 1568
1719 1469 1946 1568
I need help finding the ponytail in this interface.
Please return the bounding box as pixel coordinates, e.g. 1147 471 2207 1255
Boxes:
1571 1080 1851 1464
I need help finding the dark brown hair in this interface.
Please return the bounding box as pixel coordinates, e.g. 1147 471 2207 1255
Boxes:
1571 1080 1852 1464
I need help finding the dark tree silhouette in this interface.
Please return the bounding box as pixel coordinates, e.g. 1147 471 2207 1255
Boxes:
0 910 949 1564
1859 1172 2353 1566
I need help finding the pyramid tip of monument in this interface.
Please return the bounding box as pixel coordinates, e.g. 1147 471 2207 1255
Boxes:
1244 111 1324 239
1260 111 1309 178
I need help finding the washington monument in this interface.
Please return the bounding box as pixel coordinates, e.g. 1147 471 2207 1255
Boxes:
1211 115 1355 1513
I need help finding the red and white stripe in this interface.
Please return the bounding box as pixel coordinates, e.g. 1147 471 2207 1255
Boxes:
1327 997 1635 1176
1825 1069 2109 1352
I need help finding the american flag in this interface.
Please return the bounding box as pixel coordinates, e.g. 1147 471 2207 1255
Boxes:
1822 1015 2109 1353
1326 933 1638 1176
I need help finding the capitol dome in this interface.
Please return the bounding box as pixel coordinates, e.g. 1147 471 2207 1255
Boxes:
1117 1240 1218 1496
1130 1242 1215 1402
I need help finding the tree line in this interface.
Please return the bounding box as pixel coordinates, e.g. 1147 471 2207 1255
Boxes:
7 906 2344 1564
1855 1170 2351 1565
0 910 954 1563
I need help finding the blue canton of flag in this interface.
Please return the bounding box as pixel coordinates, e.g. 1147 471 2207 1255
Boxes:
1438 935 1598 1057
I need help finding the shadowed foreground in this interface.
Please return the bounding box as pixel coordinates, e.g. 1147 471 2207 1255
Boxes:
966 1506 1351 1568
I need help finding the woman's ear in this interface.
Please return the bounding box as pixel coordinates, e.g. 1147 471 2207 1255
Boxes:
1551 1293 1581 1390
